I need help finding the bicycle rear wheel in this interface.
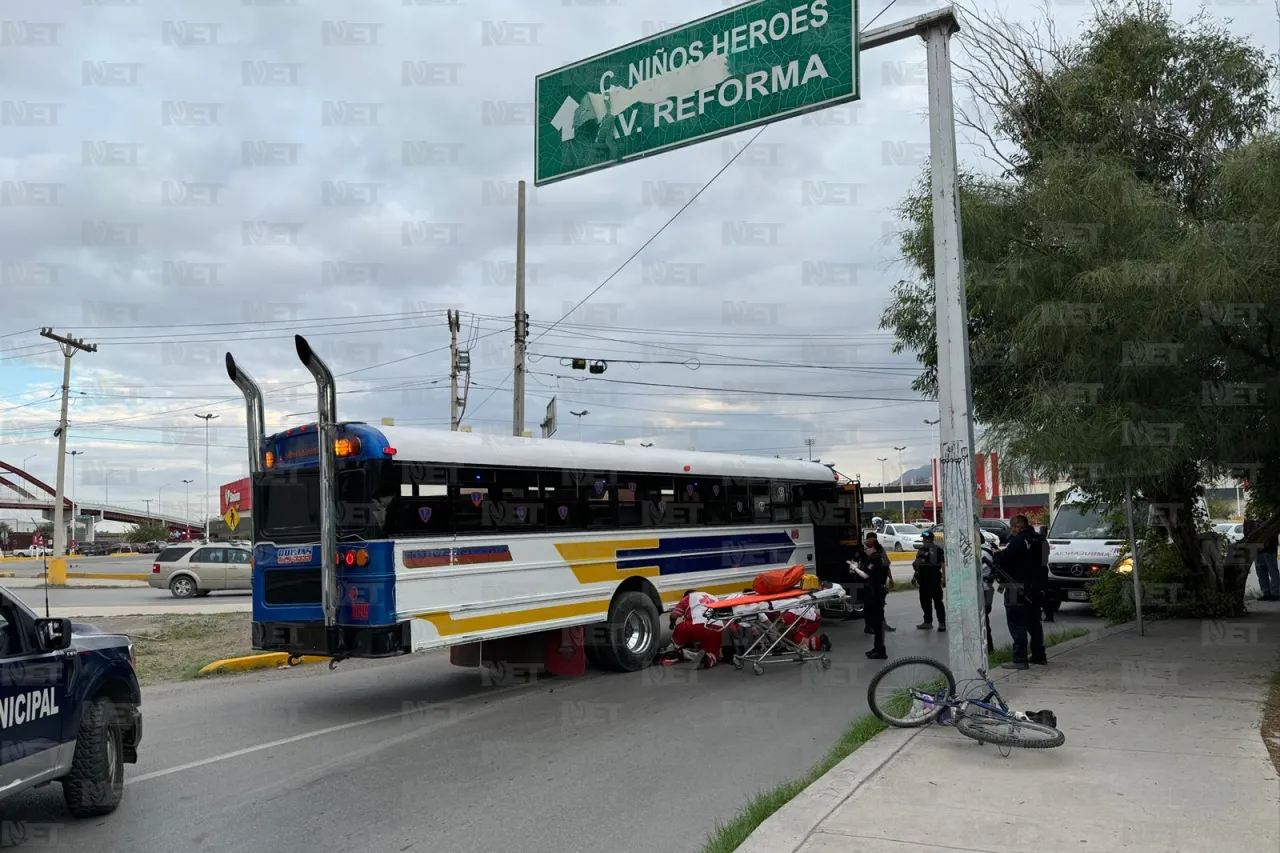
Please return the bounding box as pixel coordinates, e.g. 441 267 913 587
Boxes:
866 656 957 728
955 712 1065 748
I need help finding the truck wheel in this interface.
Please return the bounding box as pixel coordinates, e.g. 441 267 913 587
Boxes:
169 575 197 598
63 697 124 818
594 592 660 673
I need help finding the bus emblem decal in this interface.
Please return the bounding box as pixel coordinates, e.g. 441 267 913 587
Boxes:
735 501 743 512
713 485 720 496
515 506 527 521
628 481 636 493
558 505 568 520
658 501 666 513
686 484 694 496
418 507 432 523
594 480 605 495
471 491 484 507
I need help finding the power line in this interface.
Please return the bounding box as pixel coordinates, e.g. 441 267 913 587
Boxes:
465 123 773 424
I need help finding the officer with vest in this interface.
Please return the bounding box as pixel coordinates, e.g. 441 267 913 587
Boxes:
993 514 1049 669
912 530 946 632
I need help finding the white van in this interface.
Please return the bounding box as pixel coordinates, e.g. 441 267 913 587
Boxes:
1043 487 1207 614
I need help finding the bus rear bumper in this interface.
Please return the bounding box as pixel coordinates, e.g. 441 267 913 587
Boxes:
252 620 413 659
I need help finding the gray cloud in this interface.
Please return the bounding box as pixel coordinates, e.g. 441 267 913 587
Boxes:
1 0 1274 518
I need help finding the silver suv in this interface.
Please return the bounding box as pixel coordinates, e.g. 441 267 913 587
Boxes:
148 544 252 598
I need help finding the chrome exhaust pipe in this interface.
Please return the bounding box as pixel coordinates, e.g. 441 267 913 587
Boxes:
294 335 339 631
225 352 265 476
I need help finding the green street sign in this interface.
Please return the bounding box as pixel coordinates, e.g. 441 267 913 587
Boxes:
535 0 860 186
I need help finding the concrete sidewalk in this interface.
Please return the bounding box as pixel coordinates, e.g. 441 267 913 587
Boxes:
2 577 148 589
742 606 1280 853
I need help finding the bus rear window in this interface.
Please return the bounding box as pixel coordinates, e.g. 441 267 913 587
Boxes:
261 474 320 534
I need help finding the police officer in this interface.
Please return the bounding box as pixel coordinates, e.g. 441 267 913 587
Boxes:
912 530 946 632
851 532 891 659
994 514 1048 669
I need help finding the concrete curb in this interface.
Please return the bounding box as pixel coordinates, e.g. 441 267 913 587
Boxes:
736 620 1136 853
198 652 331 676
67 571 152 582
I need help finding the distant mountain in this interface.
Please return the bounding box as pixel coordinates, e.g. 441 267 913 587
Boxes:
891 464 932 486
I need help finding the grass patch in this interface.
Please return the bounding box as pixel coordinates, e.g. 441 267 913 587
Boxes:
90 613 255 686
699 628 1090 853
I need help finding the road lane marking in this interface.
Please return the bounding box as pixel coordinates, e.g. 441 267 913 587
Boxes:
126 683 526 786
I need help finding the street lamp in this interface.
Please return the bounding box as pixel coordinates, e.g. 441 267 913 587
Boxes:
894 446 908 523
195 413 219 540
66 450 84 549
876 457 888 511
923 420 940 521
182 479 194 539
22 454 36 471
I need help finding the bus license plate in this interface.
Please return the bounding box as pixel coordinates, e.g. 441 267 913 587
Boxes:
1068 590 1088 601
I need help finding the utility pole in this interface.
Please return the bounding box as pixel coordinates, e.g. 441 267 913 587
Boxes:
894 446 908 522
183 479 193 539
195 413 218 540
877 457 888 511
512 179 528 437
804 437 816 461
40 328 96 559
448 309 461 431
66 450 83 548
570 409 589 441
144 498 152 519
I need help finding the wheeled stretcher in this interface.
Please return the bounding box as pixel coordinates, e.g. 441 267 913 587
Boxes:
704 586 847 675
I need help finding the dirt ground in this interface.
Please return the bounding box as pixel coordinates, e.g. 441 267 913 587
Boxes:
88 613 255 686
1263 671 1280 775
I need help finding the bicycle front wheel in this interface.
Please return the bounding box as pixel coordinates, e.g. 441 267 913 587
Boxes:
955 712 1065 748
866 656 957 728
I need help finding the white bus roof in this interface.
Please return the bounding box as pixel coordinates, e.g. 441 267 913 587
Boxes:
375 426 837 482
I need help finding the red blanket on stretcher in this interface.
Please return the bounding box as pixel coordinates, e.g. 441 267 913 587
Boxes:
706 589 813 611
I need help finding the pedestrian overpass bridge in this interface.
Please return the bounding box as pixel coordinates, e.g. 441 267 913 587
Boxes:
0 459 201 532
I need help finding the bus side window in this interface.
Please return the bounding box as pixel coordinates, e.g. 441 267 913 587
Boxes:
617 477 641 527
771 482 791 523
792 483 812 524
494 468 543 531
726 477 752 524
393 462 450 536
702 477 728 525
580 473 616 529
751 482 772 523
453 468 495 533
542 482 578 529
636 475 673 528
671 476 704 526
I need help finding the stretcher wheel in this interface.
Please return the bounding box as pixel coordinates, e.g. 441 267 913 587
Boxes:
821 656 831 669
752 663 764 676
734 659 744 670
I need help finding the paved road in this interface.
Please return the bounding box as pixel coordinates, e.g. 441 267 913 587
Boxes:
2 594 1104 853
4 585 249 610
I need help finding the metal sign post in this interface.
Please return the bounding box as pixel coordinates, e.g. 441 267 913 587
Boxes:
1124 475 1144 636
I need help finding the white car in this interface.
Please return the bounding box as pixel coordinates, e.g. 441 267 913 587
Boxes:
1213 522 1244 544
881 523 926 552
13 546 51 558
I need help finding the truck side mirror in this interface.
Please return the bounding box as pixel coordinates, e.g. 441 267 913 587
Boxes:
34 617 72 652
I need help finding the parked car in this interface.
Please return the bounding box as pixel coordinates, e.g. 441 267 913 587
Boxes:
0 583 142 816
13 545 51 558
1213 522 1244 544
880 523 926 552
110 543 139 555
979 517 1013 545
149 544 253 598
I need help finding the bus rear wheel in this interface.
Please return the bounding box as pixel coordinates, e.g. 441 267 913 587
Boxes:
592 592 660 673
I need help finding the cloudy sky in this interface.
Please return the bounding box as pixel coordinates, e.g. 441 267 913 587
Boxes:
0 0 1275 528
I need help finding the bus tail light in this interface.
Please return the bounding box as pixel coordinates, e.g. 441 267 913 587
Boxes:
335 437 362 457
265 451 275 469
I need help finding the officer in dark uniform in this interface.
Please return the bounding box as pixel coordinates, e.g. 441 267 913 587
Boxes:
912 530 946 632
994 514 1048 669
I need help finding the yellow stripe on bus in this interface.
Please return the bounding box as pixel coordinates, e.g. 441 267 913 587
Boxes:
554 539 660 585
417 599 611 636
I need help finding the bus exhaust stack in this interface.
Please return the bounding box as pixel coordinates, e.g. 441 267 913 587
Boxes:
225 352 266 476
295 335 340 631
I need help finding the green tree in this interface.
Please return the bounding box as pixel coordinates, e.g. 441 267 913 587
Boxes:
880 1 1280 612
126 522 169 543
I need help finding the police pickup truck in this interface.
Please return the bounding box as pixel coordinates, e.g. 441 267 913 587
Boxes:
0 585 142 816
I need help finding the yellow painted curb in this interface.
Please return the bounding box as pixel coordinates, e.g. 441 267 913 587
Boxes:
0 572 13 578
198 653 330 676
67 572 151 582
